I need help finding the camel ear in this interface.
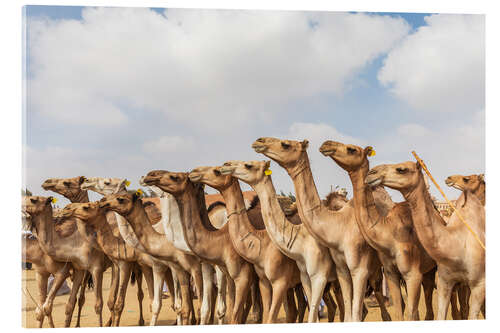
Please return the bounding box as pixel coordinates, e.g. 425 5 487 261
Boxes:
46 197 55 205
133 189 143 201
364 146 375 157
479 174 485 182
265 160 271 169
415 162 422 171
78 176 85 185
301 140 309 150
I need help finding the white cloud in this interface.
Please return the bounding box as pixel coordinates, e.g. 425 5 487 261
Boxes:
143 135 195 154
27 8 410 129
378 14 485 114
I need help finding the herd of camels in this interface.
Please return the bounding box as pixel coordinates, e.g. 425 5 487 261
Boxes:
22 137 485 327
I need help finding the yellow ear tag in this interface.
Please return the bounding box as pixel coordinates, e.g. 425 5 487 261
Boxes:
125 180 130 187
367 147 376 157
136 189 143 197
264 169 272 176
51 197 57 204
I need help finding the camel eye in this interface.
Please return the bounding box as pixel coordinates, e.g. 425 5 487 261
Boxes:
30 198 38 204
117 198 125 204
281 142 291 149
83 206 89 211
244 164 253 169
214 169 221 176
396 167 408 174
104 181 111 185
347 147 357 154
463 178 469 183
63 181 71 187
170 175 179 181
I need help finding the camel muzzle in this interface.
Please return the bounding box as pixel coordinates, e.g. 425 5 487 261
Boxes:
251 142 267 153
219 166 234 175
188 173 202 182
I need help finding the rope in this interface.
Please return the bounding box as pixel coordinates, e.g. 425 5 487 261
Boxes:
22 287 42 312
412 151 485 250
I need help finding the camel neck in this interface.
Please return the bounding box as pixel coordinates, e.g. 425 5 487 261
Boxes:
75 217 100 250
348 161 386 246
174 182 225 262
475 182 486 206
125 201 166 255
253 176 301 255
32 206 56 256
221 179 261 262
402 173 450 261
286 152 325 234
67 190 90 203
92 212 136 261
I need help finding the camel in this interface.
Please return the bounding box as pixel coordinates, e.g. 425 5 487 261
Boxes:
84 177 218 325
99 192 205 325
22 196 112 327
42 176 148 326
22 233 72 328
319 140 437 320
143 170 256 324
445 174 485 206
56 201 195 326
188 165 306 323
365 161 485 320
252 138 390 322
219 160 342 323
323 190 349 211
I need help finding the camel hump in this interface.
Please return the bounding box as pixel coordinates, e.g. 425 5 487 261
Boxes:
54 218 77 238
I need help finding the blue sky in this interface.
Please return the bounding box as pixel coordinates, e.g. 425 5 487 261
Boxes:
23 6 484 205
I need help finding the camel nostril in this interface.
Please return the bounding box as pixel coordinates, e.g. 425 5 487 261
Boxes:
368 169 377 175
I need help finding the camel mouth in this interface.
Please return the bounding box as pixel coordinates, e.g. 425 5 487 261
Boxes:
365 177 382 187
252 143 267 153
142 176 160 185
444 178 454 187
219 167 233 176
188 173 202 182
319 148 335 156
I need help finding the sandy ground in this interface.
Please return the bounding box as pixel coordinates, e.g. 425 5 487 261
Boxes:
22 268 479 328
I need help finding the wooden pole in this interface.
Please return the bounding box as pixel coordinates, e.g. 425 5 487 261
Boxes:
412 151 485 250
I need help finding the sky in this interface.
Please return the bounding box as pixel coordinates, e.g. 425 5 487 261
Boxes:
23 6 485 205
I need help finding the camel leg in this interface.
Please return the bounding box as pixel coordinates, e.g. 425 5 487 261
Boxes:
230 267 253 324
258 278 272 323
468 282 485 320
141 265 154 309
335 269 353 322
74 272 89 328
105 265 119 326
91 268 104 327
64 269 85 327
177 271 193 325
150 264 169 326
369 273 392 321
34 271 49 328
172 270 183 324
113 262 132 327
43 269 71 328
268 280 290 323
405 275 422 321
323 283 337 322
459 284 470 319
331 280 345 322
226 274 236 323
250 278 263 323
422 269 435 320
200 263 215 325
307 275 328 323
241 285 253 323
351 269 371 322
386 271 404 321
284 288 298 322
450 286 461 319
215 267 227 324
163 267 175 311
295 285 307 323
134 266 145 326
436 274 455 320
190 268 203 325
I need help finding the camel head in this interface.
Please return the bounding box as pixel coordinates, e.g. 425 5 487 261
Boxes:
252 137 309 169
189 166 234 190
319 140 375 172
365 161 423 192
22 196 55 218
99 192 143 216
59 202 100 224
323 191 349 211
80 177 129 195
143 170 190 195
445 174 485 193
41 176 86 198
220 160 271 186
139 176 164 197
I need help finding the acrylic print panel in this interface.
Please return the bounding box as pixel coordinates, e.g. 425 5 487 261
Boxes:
22 5 485 327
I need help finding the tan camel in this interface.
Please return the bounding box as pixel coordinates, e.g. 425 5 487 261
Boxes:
22 196 112 327
57 202 193 326
143 170 256 324
219 160 342 323
42 176 148 326
445 174 485 206
188 166 306 323
365 161 485 320
319 140 437 320
84 177 216 325
252 138 390 322
22 234 72 328
99 192 205 325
